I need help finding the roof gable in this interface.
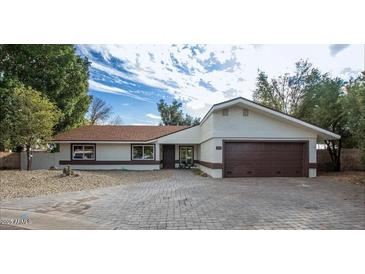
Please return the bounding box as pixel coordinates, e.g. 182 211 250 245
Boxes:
200 97 340 140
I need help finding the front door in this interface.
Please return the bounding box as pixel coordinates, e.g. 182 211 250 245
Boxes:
163 145 175 169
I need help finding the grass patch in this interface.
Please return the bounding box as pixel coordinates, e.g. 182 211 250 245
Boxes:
192 168 205 176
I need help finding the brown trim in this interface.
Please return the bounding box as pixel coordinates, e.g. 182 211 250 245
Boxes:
222 140 310 178
309 163 317 168
59 160 159 165
130 143 156 161
178 145 194 166
195 160 223 169
71 143 96 161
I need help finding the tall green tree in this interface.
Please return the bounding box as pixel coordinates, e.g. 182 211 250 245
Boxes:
252 60 355 171
0 44 91 133
296 77 348 171
0 79 18 150
1 82 60 170
253 60 322 115
345 74 365 165
157 99 200 126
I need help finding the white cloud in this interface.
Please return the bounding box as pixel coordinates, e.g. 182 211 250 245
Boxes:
80 45 252 117
80 44 363 118
146 113 160 119
89 80 153 103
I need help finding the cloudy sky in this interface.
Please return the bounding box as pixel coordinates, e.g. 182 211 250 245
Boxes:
76 44 364 125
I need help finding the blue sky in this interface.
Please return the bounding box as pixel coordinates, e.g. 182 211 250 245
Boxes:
76 44 364 125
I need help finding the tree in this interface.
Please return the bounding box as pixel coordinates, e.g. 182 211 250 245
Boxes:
0 45 91 134
157 99 200 126
253 60 322 115
88 97 113 125
295 77 348 171
0 79 19 150
252 60 355 171
183 114 201 126
345 74 365 165
109 114 124 125
1 82 60 170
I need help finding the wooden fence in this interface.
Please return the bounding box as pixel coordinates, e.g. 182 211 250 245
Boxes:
317 148 364 171
0 152 20 169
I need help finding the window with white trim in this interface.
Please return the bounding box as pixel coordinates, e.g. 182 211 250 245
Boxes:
179 146 193 166
132 145 154 160
72 144 95 160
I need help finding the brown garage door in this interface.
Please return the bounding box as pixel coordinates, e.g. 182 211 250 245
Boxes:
224 142 307 177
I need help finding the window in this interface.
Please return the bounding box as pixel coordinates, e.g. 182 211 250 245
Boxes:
132 145 154 160
222 109 229 116
72 144 95 160
242 108 249 116
179 146 193 166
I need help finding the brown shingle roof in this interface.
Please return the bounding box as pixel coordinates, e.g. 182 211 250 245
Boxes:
53 125 188 142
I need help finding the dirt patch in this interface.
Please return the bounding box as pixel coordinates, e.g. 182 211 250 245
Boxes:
0 170 173 199
318 171 365 185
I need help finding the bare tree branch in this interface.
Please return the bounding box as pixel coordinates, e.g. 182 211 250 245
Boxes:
88 97 113 125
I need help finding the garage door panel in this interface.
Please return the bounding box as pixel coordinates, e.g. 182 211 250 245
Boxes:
224 142 306 177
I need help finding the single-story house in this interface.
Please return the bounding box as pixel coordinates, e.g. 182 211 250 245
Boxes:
31 97 340 178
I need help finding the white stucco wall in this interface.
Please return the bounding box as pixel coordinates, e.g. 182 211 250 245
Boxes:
22 143 160 170
200 114 214 143
309 139 317 163
158 126 200 144
212 106 317 139
28 102 324 176
199 139 222 163
195 164 222 178
195 106 319 178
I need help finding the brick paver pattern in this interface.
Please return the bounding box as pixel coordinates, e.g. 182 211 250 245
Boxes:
1 170 364 229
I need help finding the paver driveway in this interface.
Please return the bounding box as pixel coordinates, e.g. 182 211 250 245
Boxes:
1 170 364 229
